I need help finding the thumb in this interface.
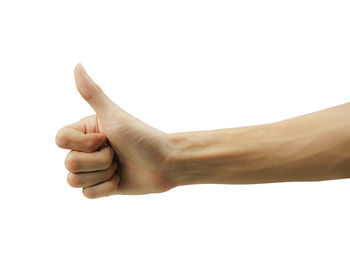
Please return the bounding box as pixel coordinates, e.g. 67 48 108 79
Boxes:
74 63 118 119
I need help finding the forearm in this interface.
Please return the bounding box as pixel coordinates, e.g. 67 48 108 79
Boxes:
168 102 350 187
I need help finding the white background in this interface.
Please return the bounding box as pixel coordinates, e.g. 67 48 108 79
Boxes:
0 0 350 279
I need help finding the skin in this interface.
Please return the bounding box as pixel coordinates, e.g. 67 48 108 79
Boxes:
56 64 350 198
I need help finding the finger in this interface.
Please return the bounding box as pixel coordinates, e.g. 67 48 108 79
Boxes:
74 63 120 119
67 161 118 188
65 145 115 172
82 173 121 199
56 126 107 152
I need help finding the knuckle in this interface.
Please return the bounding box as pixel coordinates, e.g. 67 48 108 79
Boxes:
107 147 115 163
67 173 81 188
107 180 118 195
104 180 117 195
55 129 69 148
83 188 96 199
110 161 118 172
85 136 100 152
65 153 80 172
99 147 115 169
109 174 120 192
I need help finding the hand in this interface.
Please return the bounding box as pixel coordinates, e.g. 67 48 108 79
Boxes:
56 64 176 198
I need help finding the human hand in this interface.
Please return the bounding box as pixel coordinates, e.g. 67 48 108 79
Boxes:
56 64 177 198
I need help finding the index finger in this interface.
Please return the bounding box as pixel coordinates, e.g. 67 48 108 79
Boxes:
56 122 107 152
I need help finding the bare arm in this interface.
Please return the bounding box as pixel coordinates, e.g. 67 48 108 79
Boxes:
168 102 350 187
56 64 350 198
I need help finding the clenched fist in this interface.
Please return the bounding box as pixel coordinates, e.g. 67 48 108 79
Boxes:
56 64 178 198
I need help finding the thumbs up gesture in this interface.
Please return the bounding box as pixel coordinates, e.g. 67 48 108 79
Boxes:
56 64 177 198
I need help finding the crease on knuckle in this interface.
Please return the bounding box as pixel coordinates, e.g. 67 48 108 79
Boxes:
83 187 96 199
85 134 100 152
65 153 80 172
99 148 115 169
108 147 116 165
55 129 69 148
67 173 81 188
104 180 117 196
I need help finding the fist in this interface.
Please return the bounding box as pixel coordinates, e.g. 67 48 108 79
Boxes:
56 64 178 198
56 116 121 198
